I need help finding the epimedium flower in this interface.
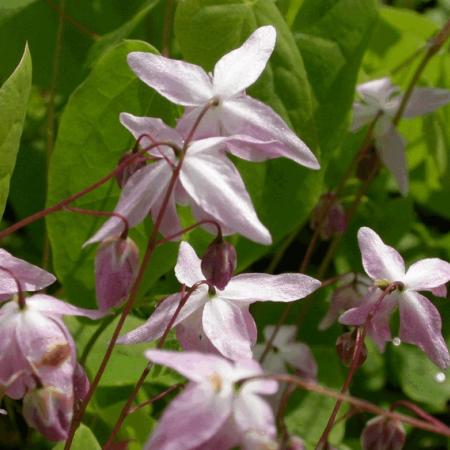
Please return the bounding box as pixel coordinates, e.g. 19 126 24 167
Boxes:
118 241 321 360
85 113 278 246
253 325 317 381
127 26 320 169
351 77 450 195
143 349 278 450
339 227 450 369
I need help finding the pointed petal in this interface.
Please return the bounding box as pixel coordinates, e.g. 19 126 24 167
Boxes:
203 299 254 360
263 325 297 347
431 284 447 298
213 26 276 97
223 273 321 303
85 161 171 245
357 78 395 107
144 349 233 382
174 241 204 286
0 249 56 294
180 152 272 244
281 342 317 379
27 295 105 319
401 88 450 118
399 292 450 369
150 190 182 238
351 102 378 132
120 112 183 153
234 359 278 395
404 258 450 291
376 126 408 195
145 383 231 450
117 289 207 344
192 417 240 450
128 52 213 107
221 96 320 169
357 227 406 281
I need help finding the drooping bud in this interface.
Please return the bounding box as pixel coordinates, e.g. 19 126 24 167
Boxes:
336 330 367 368
361 416 406 450
201 234 237 290
22 386 73 441
356 145 379 181
73 363 89 404
310 193 346 240
95 236 140 310
286 436 306 450
115 151 147 188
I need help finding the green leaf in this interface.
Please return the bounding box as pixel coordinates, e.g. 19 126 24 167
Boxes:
0 44 31 220
47 40 177 308
53 424 100 450
174 0 322 268
293 0 378 170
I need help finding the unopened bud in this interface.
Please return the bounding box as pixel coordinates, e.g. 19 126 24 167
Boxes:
116 151 146 188
310 193 346 240
95 237 140 310
361 416 406 450
73 363 89 403
356 145 379 181
201 235 236 290
336 330 367 368
287 436 306 450
22 386 73 441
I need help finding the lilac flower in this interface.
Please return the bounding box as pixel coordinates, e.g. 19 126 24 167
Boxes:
127 26 320 169
351 77 450 195
118 242 320 360
0 249 56 296
253 325 317 381
85 113 276 245
143 350 278 450
339 227 450 369
0 294 103 399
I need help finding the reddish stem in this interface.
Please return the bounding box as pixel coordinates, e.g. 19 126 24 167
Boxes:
0 267 25 309
155 219 222 245
128 384 184 415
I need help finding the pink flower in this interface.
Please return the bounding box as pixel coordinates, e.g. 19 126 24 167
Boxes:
253 325 317 381
85 114 276 245
143 349 278 450
118 242 320 360
127 26 319 169
351 77 450 195
0 249 55 297
0 295 103 399
339 227 450 369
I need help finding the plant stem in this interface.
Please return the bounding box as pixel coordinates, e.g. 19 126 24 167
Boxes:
162 0 175 57
128 384 184 415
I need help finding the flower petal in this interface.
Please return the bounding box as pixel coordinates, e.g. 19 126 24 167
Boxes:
357 78 395 107
174 241 204 286
221 96 320 169
351 102 378 132
128 52 213 107
27 295 105 319
213 26 276 97
281 342 318 379
376 125 408 195
84 161 171 245
357 227 406 281
404 258 450 292
117 289 207 344
263 325 297 348
400 88 450 118
180 151 272 244
144 349 233 382
0 249 56 294
144 383 231 450
223 273 321 303
399 292 450 369
203 299 254 360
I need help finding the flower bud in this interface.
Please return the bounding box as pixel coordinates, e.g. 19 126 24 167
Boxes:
115 151 147 188
310 193 346 240
73 363 89 403
287 436 306 450
201 235 237 290
361 416 406 450
356 146 379 181
22 386 73 441
95 237 140 310
336 330 367 368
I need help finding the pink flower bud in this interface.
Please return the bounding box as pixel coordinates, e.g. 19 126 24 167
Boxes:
361 416 406 450
336 330 367 368
115 151 146 188
356 146 379 181
310 193 346 240
287 436 306 450
95 237 140 310
22 386 73 441
73 363 89 403
201 236 237 290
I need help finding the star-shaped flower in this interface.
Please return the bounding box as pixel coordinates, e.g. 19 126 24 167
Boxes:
118 242 321 360
86 113 276 245
339 227 450 369
143 350 278 450
127 26 320 169
351 77 450 195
